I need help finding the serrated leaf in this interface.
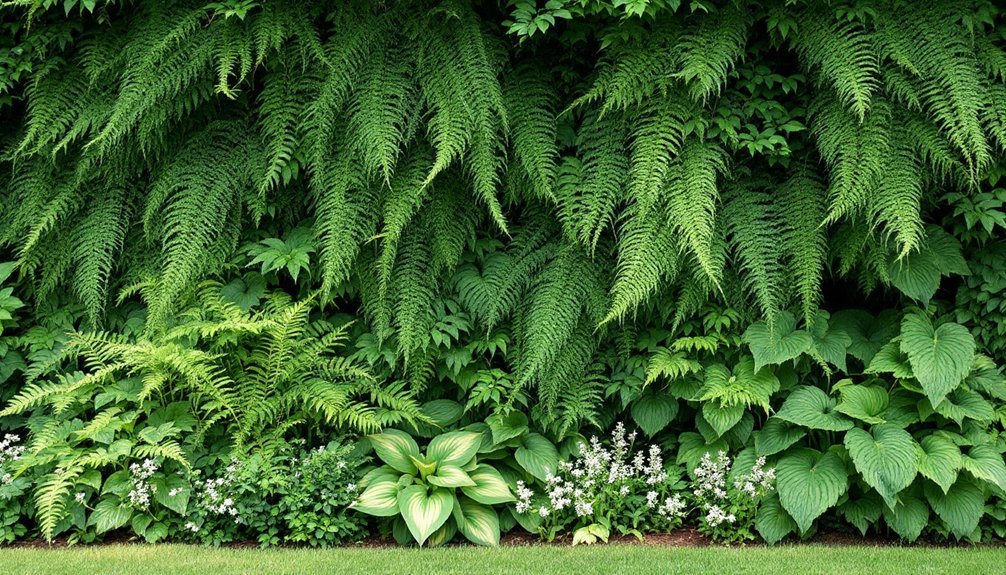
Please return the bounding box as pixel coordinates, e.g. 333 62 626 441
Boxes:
89 499 132 534
960 445 1006 491
900 313 975 405
743 311 813 371
835 385 888 424
933 390 995 425
925 477 984 539
631 393 678 436
882 492 929 542
776 448 849 533
865 342 914 379
775 386 853 431
755 492 796 545
701 401 745 438
698 357 779 411
844 425 917 508
754 417 806 456
916 434 961 494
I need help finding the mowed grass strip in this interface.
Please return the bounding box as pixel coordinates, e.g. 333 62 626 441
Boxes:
1 544 1004 575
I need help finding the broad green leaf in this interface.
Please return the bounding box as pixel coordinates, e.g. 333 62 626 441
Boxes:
888 226 967 306
774 386 853 431
486 411 529 445
461 464 515 505
916 434 961 494
925 478 984 539
428 431 482 467
676 432 728 474
844 425 917 507
428 464 476 488
743 311 813 371
834 384 888 424
701 401 745 438
839 490 882 536
397 485 454 545
882 492 929 542
754 417 806 457
933 390 995 425
865 342 914 379
353 478 401 517
755 492 796 545
809 310 852 371
831 309 900 366
776 448 848 533
89 499 132 534
960 445 1006 491
514 433 558 481
455 498 500 546
900 313 975 405
631 393 678 436
369 429 421 474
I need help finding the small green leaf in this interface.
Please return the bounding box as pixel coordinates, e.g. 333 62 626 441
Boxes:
753 418 806 457
89 498 132 534
916 434 961 494
756 492 796 544
834 385 888 424
960 445 1006 491
701 402 745 438
882 491 929 542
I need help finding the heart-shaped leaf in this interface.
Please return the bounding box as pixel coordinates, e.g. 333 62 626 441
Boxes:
776 448 848 533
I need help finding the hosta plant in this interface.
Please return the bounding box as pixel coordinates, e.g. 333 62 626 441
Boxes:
352 429 515 546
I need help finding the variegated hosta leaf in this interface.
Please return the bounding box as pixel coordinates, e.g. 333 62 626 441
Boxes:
461 464 515 505
353 478 400 517
397 485 454 545
455 498 500 546
427 431 482 467
368 428 420 474
428 464 476 488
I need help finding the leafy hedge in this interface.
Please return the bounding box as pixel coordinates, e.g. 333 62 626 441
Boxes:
1 0 1006 547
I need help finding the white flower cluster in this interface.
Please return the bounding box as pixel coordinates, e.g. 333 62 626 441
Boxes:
691 451 776 529
732 455 775 498
128 459 159 508
514 422 682 523
0 434 25 484
194 459 241 519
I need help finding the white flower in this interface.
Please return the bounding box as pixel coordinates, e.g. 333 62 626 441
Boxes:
538 506 550 517
75 492 86 503
346 483 357 493
168 488 183 497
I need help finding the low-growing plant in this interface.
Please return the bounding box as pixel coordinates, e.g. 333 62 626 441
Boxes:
353 429 515 546
513 422 688 544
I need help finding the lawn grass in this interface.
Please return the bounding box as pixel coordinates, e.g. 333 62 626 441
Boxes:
1 543 1004 575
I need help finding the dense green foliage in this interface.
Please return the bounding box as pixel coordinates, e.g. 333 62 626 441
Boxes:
1 0 1006 547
